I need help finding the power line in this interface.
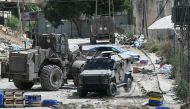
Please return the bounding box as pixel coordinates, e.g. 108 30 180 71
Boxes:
151 0 169 24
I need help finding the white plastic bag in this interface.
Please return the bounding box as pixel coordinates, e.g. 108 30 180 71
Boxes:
159 64 173 74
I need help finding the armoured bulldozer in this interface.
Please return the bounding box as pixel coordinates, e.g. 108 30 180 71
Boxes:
90 16 115 44
1 34 72 91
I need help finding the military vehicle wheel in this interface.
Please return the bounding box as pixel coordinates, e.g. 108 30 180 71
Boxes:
124 78 132 92
90 37 96 44
107 82 117 96
78 88 88 97
13 80 34 90
40 65 63 91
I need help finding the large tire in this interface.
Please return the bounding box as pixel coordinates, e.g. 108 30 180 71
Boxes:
107 82 117 96
90 37 96 44
123 78 132 92
77 88 88 97
40 65 63 91
13 80 34 90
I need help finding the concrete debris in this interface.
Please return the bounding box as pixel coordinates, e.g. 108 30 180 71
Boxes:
114 33 135 45
0 38 181 109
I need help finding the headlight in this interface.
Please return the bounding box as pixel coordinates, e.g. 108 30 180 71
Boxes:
104 27 108 30
99 27 103 31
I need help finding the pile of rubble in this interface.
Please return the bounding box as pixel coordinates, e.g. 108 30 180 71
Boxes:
0 25 24 59
114 33 145 49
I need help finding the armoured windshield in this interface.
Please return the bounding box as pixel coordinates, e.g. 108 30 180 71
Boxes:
84 59 114 70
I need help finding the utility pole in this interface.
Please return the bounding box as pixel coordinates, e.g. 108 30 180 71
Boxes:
17 0 23 36
112 0 115 24
144 0 148 39
109 0 111 16
95 0 98 15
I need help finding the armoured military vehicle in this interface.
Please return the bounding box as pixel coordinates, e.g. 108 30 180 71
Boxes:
1 34 71 91
90 16 115 44
77 51 133 97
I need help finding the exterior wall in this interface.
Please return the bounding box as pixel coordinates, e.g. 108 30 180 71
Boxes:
37 12 128 37
37 13 81 37
148 29 175 41
132 0 174 34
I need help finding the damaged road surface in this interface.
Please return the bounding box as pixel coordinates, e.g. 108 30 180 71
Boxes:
0 76 148 109
0 39 181 109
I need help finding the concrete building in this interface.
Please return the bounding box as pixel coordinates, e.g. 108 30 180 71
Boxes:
131 0 174 37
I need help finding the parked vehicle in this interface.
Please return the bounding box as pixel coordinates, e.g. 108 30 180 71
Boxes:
87 45 140 61
90 16 115 44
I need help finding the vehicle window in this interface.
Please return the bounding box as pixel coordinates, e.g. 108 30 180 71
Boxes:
112 48 120 53
84 59 114 70
116 47 126 53
97 47 105 51
97 47 111 51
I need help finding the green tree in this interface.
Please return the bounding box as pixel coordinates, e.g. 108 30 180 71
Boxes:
43 0 131 36
6 16 19 30
122 0 132 10
24 3 40 12
44 1 95 36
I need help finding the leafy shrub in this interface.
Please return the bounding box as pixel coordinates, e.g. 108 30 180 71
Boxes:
176 80 189 100
6 16 19 30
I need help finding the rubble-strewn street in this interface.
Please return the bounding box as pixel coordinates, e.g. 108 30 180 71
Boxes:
0 38 181 109
0 0 188 109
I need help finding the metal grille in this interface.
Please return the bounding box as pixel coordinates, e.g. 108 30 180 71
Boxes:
9 55 26 73
83 76 101 84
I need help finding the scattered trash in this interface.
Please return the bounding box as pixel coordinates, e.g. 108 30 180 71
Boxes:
25 95 41 107
0 90 3 108
134 34 145 49
133 67 140 73
140 57 149 65
4 90 24 108
156 57 167 64
147 92 164 106
42 99 61 107
159 64 173 74
141 68 153 74
6 44 23 52
155 106 170 109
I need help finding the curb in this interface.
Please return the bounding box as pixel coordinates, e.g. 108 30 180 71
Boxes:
140 49 163 94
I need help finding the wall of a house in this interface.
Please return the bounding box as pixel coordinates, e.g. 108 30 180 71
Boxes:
132 0 174 34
